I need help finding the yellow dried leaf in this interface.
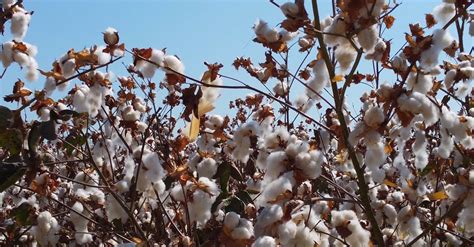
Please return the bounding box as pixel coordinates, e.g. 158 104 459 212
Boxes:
428 191 448 201
197 100 215 117
184 114 200 142
331 74 344 83
384 142 393 154
383 179 398 188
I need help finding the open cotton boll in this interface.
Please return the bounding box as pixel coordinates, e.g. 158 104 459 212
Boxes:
277 220 298 244
70 202 93 245
280 2 299 17
406 72 433 95
187 177 220 226
43 77 57 96
433 3 455 24
204 114 224 130
264 151 287 181
335 44 357 72
11 11 31 41
363 105 385 128
263 126 289 150
94 46 111 65
252 236 276 247
258 172 295 206
32 211 60 246
273 81 288 97
419 46 441 70
254 204 283 236
121 105 141 121
357 25 378 51
323 15 346 46
413 130 428 170
295 150 324 179
365 39 387 61
332 210 371 247
132 98 147 112
163 55 184 74
438 129 453 158
432 29 453 49
444 69 456 89
224 212 240 229
294 94 313 113
105 194 128 223
280 30 298 42
196 157 218 178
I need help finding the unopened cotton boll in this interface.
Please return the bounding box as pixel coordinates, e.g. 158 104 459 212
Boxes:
103 27 119 46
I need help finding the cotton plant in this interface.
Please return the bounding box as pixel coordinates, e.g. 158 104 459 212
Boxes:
0 0 473 246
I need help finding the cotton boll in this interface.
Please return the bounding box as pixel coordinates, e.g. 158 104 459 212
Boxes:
258 172 295 206
383 204 398 226
407 72 433 94
364 105 385 128
432 29 453 49
32 211 60 246
94 46 111 65
197 157 218 178
335 44 357 72
43 77 56 96
105 194 128 223
273 81 288 97
254 204 283 236
444 69 456 89
438 129 453 158
294 94 313 113
323 15 346 46
187 177 220 226
132 98 147 112
150 49 165 67
231 226 253 240
252 236 276 247
277 220 297 244
433 3 455 24
204 115 224 130
280 2 299 17
39 107 50 121
419 46 441 70
11 11 31 41
121 105 141 121
357 25 378 51
224 212 240 229
295 150 324 179
103 27 119 46
413 130 428 170
264 151 287 180
163 55 184 74
61 59 76 78
70 202 93 245
392 54 408 72
263 126 289 150
279 30 298 42
298 37 312 49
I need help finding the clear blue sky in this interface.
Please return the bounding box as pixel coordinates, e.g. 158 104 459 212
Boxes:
1 0 442 119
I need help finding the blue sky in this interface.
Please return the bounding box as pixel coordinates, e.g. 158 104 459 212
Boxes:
1 0 442 119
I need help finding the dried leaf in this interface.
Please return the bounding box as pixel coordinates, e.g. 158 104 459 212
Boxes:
383 15 395 29
427 191 448 201
425 14 437 28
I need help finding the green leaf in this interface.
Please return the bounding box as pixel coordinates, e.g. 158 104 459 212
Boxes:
64 132 86 155
214 161 231 196
0 128 23 155
229 163 243 181
0 162 26 192
39 120 57 140
11 202 34 226
224 196 245 214
235 190 253 204
0 106 13 130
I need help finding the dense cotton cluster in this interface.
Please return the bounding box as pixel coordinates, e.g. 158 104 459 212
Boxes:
0 0 473 246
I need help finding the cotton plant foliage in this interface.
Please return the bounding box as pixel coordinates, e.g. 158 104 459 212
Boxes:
0 0 473 246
